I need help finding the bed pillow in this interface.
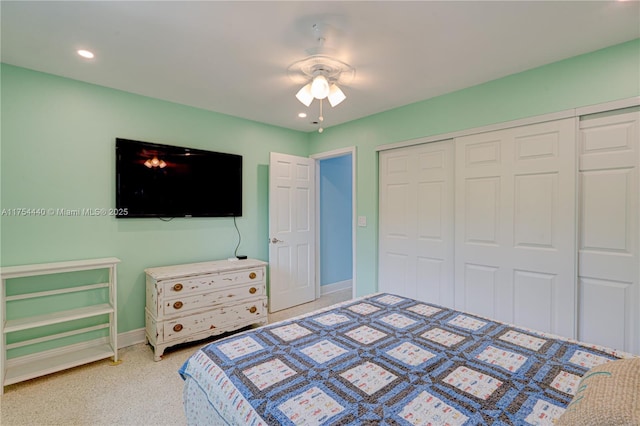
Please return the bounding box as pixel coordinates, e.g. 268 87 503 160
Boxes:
556 357 640 426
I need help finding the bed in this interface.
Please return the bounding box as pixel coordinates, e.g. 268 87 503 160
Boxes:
179 293 636 425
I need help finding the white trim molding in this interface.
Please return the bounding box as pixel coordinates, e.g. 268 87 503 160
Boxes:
576 96 640 116
320 280 353 296
312 146 358 301
118 328 146 349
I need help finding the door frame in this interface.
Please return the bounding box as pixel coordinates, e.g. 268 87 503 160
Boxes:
310 146 357 300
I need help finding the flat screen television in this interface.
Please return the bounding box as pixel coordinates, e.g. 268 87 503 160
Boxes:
115 138 242 218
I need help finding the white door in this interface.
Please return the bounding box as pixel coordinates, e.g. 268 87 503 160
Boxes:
379 140 455 307
269 152 316 312
578 111 639 354
454 118 576 338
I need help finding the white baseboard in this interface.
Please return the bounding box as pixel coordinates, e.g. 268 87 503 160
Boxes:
320 279 352 296
118 328 146 349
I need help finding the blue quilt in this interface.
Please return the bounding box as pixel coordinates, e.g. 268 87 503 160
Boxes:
179 293 625 425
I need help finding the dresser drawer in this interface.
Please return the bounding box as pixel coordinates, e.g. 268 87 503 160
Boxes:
163 298 267 340
162 283 265 316
159 267 264 296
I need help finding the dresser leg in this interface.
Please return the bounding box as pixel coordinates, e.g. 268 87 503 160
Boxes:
153 346 163 361
153 344 165 361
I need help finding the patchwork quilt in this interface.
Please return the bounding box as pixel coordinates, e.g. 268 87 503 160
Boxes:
179 293 628 425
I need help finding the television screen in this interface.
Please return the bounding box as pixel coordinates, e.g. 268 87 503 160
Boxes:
115 138 242 218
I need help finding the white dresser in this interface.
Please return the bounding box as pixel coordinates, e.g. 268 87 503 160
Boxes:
144 258 268 361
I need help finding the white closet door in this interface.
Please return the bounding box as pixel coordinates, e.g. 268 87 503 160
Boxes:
578 111 639 354
455 118 577 337
379 140 455 307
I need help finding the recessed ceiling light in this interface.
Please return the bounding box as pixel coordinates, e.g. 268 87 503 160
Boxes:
298 112 307 118
77 49 95 59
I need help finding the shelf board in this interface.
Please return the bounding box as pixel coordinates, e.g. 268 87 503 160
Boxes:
6 324 110 350
4 304 114 333
6 282 109 302
4 343 115 386
1 257 120 279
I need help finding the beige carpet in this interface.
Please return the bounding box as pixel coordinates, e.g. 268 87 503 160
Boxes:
0 289 352 426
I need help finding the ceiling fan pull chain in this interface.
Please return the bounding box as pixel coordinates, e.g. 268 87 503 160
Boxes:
318 99 324 133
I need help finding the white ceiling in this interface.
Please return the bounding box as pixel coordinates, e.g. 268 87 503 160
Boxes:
2 1 639 132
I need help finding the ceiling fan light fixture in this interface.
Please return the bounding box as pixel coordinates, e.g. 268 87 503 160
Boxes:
328 84 346 107
310 74 330 99
287 26 356 130
295 83 314 106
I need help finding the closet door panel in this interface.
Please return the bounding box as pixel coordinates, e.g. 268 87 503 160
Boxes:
463 263 500 319
379 140 454 306
513 173 556 249
385 184 413 245
581 170 632 253
415 257 445 303
464 177 501 245
379 180 414 296
417 181 445 250
415 142 455 307
455 118 576 337
579 278 630 351
513 120 577 337
580 251 635 283
380 253 411 298
578 111 639 354
455 131 512 322
513 270 555 333
464 139 502 168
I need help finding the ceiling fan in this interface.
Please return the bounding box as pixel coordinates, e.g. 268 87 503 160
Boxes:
287 24 355 132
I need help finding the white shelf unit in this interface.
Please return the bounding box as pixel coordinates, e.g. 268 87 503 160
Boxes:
0 257 120 394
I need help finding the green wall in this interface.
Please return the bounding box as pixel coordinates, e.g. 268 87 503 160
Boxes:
1 38 639 340
309 38 640 297
0 64 308 335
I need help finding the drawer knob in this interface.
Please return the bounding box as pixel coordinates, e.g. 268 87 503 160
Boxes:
249 287 257 294
249 306 257 314
173 301 183 309
249 272 257 279
173 324 183 332
173 283 183 292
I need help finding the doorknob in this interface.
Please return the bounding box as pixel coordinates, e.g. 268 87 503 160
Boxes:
271 237 284 244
